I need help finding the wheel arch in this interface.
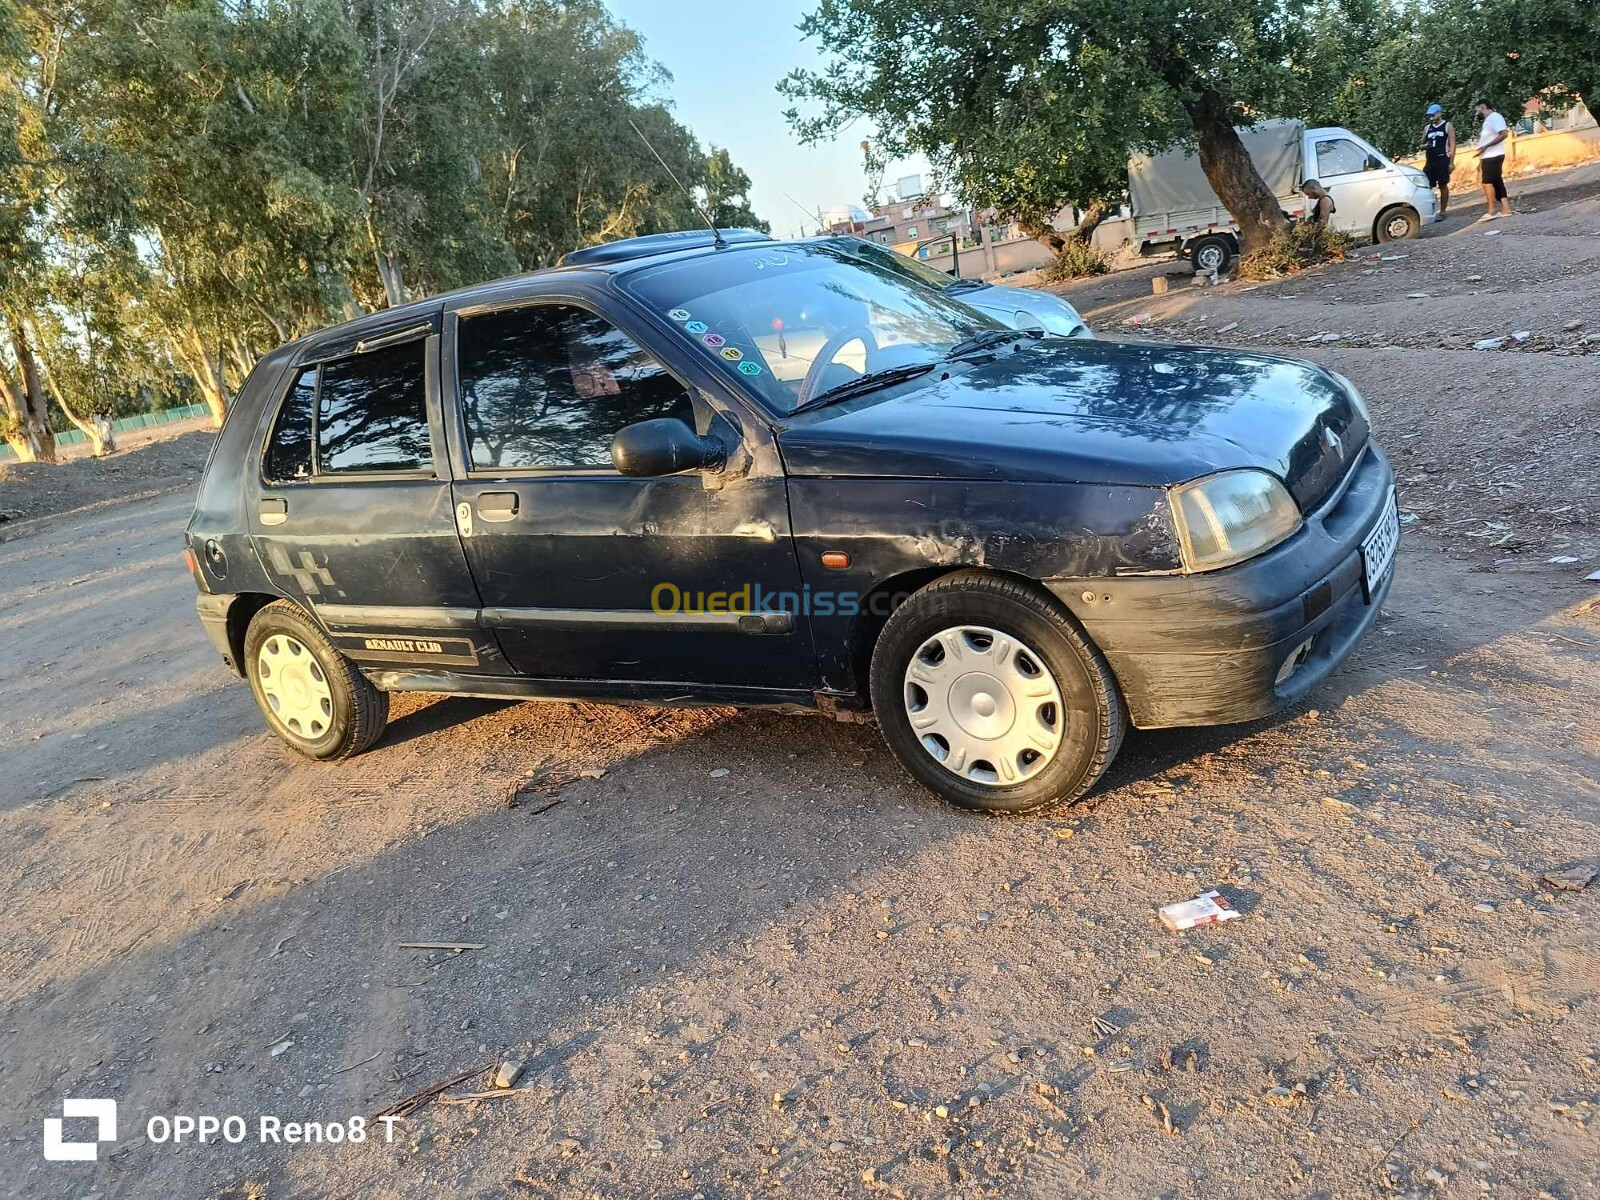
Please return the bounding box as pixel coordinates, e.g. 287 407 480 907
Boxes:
226 591 298 675
847 566 1094 708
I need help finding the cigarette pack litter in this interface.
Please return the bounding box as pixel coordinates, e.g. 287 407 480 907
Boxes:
1159 890 1240 932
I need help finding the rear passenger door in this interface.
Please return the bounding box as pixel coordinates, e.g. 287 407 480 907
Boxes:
442 291 815 691
249 320 503 675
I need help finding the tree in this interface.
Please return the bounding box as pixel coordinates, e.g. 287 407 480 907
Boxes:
784 0 1364 256
1340 0 1600 158
4 0 769 445
702 147 768 231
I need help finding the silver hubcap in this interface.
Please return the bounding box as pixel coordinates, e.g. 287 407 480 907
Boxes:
1387 217 1410 239
1198 246 1223 269
257 634 333 740
903 625 1064 787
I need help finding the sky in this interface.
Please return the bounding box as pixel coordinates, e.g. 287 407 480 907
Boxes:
607 0 931 237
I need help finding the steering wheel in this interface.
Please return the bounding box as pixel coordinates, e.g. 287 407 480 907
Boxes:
797 326 878 408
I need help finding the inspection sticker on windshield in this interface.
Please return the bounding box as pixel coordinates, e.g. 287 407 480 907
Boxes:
667 308 691 321
1361 485 1400 601
737 361 763 376
719 347 743 361
685 320 708 335
701 332 726 348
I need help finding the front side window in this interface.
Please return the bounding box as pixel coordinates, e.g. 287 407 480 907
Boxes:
457 304 696 471
620 243 998 415
264 366 316 482
316 340 431 474
1315 138 1368 177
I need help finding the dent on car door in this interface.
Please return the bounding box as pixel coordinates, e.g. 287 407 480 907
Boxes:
443 296 816 691
249 329 507 674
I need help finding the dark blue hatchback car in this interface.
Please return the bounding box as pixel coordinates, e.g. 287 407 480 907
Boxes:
187 230 1398 812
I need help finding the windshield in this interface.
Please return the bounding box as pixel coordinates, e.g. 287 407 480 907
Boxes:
619 243 1000 415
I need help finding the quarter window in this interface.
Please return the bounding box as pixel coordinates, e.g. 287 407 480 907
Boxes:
316 340 432 474
264 366 316 482
456 304 696 471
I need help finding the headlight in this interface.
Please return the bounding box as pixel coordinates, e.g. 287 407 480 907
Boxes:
1169 469 1302 572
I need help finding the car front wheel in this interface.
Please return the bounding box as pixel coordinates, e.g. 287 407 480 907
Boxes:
244 600 389 759
869 572 1126 813
1375 205 1421 242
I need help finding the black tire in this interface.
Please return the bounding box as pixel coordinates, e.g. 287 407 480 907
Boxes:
1188 235 1234 275
243 600 388 760
1375 205 1421 242
868 571 1126 814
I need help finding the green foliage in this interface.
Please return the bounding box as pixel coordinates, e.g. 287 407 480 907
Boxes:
1339 0 1600 158
782 0 1339 239
1040 240 1111 280
0 0 764 428
1237 220 1355 279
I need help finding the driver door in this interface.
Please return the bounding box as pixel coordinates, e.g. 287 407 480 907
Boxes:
442 290 817 692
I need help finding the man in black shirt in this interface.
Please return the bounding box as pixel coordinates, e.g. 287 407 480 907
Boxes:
1419 104 1456 222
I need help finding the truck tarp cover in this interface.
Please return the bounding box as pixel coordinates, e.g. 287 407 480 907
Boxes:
1130 120 1305 216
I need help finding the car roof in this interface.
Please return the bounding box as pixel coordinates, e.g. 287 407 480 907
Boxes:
287 229 791 360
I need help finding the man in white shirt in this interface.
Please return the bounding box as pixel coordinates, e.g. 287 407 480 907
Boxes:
1475 102 1512 219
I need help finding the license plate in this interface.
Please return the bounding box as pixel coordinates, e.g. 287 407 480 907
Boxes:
1361 486 1400 601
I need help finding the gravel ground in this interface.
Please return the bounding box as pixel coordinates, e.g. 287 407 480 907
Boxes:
0 424 215 528
0 164 1596 1200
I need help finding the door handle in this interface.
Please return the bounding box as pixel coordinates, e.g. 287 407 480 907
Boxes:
477 492 520 522
259 497 288 526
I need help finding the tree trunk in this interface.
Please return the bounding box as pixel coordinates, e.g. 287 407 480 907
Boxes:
1180 86 1287 256
36 358 107 457
6 321 58 464
1070 199 1110 246
1019 217 1067 255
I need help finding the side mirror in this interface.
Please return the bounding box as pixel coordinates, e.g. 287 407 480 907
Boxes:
1364 154 1383 171
610 418 723 477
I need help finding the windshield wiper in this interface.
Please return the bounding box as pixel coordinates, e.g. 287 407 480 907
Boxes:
945 328 1041 359
945 277 988 294
791 362 940 414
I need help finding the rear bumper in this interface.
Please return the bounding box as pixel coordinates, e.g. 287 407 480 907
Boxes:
1046 444 1396 728
196 592 241 673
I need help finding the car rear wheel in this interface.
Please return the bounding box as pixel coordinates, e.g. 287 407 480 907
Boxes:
244 600 388 760
1375 205 1421 242
869 571 1126 813
1189 235 1234 275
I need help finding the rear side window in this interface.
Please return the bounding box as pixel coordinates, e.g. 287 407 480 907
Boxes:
317 340 432 474
264 367 316 482
456 304 695 471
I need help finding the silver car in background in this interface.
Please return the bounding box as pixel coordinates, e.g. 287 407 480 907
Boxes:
820 235 1093 338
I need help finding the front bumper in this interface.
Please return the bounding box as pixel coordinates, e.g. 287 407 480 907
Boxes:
1046 444 1396 728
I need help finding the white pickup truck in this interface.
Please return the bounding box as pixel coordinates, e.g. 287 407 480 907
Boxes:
1130 119 1437 273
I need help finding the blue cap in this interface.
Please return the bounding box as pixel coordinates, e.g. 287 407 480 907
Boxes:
1426 104 1443 115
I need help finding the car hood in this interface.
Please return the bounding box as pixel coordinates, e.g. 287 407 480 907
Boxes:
776 339 1368 510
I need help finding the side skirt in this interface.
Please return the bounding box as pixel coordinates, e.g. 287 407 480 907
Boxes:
360 668 824 714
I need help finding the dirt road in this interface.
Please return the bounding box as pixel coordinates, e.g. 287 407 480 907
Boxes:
2 172 1598 1200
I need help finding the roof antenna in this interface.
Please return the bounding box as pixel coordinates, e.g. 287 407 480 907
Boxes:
627 118 726 249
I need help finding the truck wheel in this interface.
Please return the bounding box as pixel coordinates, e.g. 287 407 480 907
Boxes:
1189 235 1234 275
869 571 1126 814
244 600 388 760
1375 206 1421 242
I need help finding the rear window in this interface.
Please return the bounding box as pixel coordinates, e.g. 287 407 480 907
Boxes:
316 341 431 474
